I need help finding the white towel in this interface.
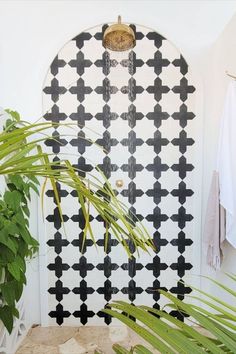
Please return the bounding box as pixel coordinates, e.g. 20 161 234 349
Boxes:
217 81 236 248
204 171 226 269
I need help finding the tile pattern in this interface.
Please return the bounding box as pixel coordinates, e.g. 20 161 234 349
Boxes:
43 24 196 326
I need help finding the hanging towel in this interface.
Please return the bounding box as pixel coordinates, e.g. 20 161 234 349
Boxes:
204 171 226 269
217 81 236 248
205 81 236 269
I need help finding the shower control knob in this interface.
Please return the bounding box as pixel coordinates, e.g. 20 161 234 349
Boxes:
115 179 124 188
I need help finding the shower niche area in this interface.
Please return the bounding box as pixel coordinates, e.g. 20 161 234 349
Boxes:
42 23 200 326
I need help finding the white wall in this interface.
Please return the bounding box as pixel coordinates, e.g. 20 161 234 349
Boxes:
0 0 236 325
201 13 236 300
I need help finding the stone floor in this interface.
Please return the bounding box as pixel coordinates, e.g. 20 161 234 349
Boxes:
16 325 154 354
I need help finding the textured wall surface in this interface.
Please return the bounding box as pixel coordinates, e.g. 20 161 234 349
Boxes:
42 24 197 326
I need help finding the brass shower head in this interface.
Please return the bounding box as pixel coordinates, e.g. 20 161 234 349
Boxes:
103 16 136 52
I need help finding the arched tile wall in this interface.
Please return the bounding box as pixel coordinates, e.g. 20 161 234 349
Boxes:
42 24 198 326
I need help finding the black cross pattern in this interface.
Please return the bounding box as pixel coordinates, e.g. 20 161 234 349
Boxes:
120 131 144 154
96 256 119 278
97 280 119 302
171 181 194 204
147 50 170 75
120 51 144 75
95 104 118 129
146 32 165 48
146 104 169 128
46 207 69 230
147 78 170 102
71 232 94 254
97 156 118 179
171 156 194 179
172 77 195 102
146 156 169 179
121 104 144 128
95 78 118 102
121 156 143 180
121 280 143 302
146 181 169 205
47 232 69 254
49 303 70 325
44 130 67 154
121 258 143 278
171 130 194 154
171 206 193 229
70 130 92 154
69 51 92 75
43 78 67 103
94 51 118 75
121 77 144 102
146 255 168 278
129 24 145 41
121 181 144 205
146 279 167 302
72 156 93 177
48 256 70 278
48 280 70 302
170 280 192 300
172 55 188 75
69 78 93 102
51 55 66 76
94 24 109 41
146 206 168 228
71 208 94 230
170 231 193 253
96 130 118 153
46 182 69 204
69 105 93 128
97 305 113 325
170 255 193 277
96 233 119 254
127 206 144 227
72 280 95 302
146 131 169 154
152 231 168 252
73 303 95 325
72 256 94 278
73 32 92 49
172 104 195 128
44 104 67 125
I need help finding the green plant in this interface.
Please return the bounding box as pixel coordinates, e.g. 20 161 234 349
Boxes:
104 275 236 353
0 109 152 255
0 108 152 333
0 174 39 333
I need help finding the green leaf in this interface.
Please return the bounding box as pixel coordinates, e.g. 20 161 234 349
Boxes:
1 281 16 306
0 245 15 265
133 345 153 354
6 223 19 236
0 227 18 254
7 175 24 190
112 344 132 354
5 109 20 122
7 261 21 281
15 255 26 273
27 174 40 185
14 280 23 302
28 182 39 196
4 190 22 210
22 205 30 217
0 305 14 333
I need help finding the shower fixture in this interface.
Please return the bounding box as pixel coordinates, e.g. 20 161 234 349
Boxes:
103 15 136 51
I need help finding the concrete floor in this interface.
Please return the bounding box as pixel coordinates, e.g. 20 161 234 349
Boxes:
16 325 154 354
